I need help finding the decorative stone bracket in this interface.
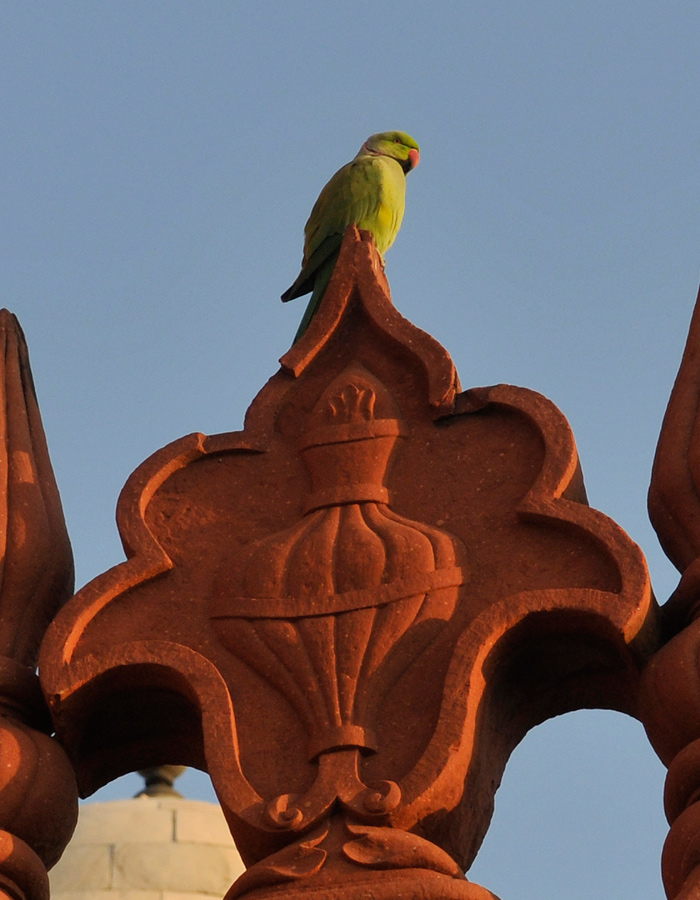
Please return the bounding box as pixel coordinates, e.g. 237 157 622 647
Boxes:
36 228 657 900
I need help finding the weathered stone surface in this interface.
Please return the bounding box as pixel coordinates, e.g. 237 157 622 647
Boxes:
63 799 174 846
50 796 245 900
112 844 239 893
163 894 232 900
175 804 234 846
54 893 160 900
50 846 112 891
642 282 700 899
39 230 657 900
0 311 78 900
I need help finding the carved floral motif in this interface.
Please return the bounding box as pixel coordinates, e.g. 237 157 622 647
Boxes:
211 366 466 833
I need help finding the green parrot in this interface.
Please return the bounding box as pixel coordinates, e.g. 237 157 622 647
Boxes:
282 131 420 341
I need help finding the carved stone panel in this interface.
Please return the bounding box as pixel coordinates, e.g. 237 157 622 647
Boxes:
40 229 656 900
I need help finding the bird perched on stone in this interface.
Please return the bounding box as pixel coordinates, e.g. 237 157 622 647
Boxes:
282 130 420 341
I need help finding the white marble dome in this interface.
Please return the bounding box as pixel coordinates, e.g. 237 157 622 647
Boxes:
49 774 245 900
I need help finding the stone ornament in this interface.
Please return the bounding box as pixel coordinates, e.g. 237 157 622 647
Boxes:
642 282 700 899
38 229 656 900
0 312 78 900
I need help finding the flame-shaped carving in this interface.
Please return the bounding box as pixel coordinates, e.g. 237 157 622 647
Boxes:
0 312 74 664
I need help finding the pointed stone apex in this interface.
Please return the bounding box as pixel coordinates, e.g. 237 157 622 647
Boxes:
279 226 459 415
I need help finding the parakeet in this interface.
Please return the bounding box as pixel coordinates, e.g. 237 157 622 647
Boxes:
282 131 420 341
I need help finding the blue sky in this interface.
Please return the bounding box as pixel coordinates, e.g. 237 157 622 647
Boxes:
4 3 699 897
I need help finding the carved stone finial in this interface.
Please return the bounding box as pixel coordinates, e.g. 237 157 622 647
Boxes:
641 282 700 899
135 765 187 798
39 229 655 900
0 311 78 900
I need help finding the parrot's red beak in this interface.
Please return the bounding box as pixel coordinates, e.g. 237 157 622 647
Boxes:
408 148 420 170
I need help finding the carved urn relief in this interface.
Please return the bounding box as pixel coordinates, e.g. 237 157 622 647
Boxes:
39 229 656 900
211 365 466 833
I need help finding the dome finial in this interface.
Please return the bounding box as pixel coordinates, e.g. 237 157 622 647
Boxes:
135 765 186 798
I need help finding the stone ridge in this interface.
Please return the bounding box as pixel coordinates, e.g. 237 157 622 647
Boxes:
49 796 244 900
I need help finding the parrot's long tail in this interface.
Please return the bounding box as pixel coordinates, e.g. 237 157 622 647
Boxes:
293 255 336 342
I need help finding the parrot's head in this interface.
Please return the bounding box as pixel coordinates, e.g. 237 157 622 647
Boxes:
360 131 420 174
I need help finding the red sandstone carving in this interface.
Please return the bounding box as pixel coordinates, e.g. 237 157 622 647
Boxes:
642 283 700 899
0 312 78 900
39 229 656 900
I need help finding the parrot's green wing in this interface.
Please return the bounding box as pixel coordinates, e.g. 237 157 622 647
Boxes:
282 156 403 303
304 158 386 256
282 131 418 341
280 233 343 302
